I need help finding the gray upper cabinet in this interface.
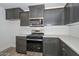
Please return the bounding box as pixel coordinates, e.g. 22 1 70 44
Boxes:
6 8 23 19
64 3 76 25
64 3 79 25
44 8 64 26
71 3 79 23
64 4 71 25
29 4 45 18
20 11 29 26
43 37 61 56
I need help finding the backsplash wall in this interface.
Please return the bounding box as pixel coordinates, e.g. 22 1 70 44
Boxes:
44 25 69 35
19 25 69 35
69 22 79 38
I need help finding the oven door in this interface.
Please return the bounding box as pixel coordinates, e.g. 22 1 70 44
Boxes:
27 40 43 52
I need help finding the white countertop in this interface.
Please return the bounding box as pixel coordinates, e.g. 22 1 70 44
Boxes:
44 34 79 55
16 34 31 36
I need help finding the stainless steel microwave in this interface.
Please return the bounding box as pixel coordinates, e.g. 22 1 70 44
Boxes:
29 18 43 27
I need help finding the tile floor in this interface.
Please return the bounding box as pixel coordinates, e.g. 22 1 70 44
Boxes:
0 47 43 56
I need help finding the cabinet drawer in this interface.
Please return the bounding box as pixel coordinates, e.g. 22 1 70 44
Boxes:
16 36 26 40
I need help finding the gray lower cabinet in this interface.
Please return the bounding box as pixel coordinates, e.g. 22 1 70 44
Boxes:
44 8 64 26
43 37 61 56
61 41 78 56
20 11 29 26
16 36 26 54
6 8 23 19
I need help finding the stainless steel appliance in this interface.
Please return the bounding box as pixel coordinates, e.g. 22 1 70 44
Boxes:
29 18 43 27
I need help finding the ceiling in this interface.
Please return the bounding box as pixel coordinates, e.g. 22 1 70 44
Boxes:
0 3 66 11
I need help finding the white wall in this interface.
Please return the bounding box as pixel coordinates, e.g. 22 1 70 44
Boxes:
6 20 21 47
69 22 79 38
0 7 10 51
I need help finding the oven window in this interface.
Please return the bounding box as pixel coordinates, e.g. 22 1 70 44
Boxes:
27 40 43 52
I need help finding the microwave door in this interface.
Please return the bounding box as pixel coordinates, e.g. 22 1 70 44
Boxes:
29 19 43 26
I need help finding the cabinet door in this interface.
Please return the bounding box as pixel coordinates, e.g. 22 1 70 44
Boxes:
29 4 44 18
20 12 29 26
62 42 78 56
44 8 64 26
43 37 61 56
64 3 79 24
6 9 14 19
64 3 71 25
16 36 26 54
71 3 79 23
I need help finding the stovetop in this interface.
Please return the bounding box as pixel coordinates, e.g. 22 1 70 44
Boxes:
26 33 44 39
